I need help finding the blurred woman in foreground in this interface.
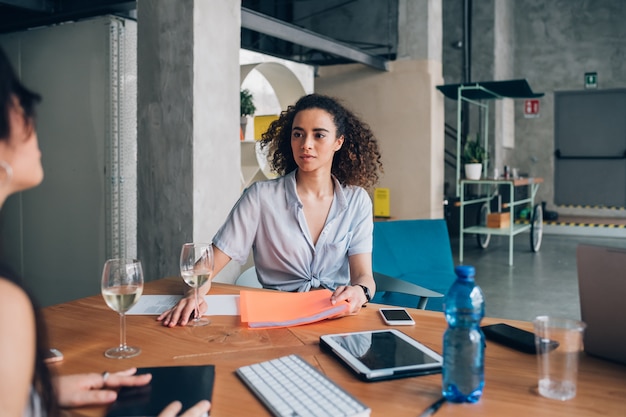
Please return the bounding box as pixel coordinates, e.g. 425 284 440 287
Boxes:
0 46 210 417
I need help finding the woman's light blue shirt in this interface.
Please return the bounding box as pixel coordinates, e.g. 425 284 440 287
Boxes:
213 170 373 292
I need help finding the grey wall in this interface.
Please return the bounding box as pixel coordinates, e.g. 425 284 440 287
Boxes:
443 0 626 214
0 16 137 306
514 0 626 212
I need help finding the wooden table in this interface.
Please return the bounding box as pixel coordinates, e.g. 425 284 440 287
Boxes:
44 278 626 416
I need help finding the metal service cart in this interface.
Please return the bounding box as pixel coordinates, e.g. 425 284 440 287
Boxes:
460 177 543 266
436 79 545 266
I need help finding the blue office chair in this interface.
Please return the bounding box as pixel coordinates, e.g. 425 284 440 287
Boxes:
235 266 263 288
371 219 456 311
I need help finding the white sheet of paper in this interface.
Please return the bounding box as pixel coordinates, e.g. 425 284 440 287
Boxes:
127 294 240 316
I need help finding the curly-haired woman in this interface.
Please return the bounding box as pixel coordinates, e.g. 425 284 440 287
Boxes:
160 93 384 327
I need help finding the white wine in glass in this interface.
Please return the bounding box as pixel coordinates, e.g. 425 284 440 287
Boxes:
180 243 213 326
101 258 144 359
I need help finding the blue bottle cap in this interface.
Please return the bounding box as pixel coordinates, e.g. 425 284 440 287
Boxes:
455 265 475 279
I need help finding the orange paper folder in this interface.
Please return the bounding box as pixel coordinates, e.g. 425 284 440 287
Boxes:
239 289 349 329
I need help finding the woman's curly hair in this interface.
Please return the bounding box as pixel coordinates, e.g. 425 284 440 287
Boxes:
259 93 383 190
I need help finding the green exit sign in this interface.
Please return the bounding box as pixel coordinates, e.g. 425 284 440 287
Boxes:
585 72 598 88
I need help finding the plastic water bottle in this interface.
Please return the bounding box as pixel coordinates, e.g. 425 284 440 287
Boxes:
442 265 485 403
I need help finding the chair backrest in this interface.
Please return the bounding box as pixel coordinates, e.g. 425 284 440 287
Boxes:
372 219 456 311
235 266 263 288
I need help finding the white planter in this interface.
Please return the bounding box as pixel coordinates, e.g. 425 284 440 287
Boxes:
464 163 483 180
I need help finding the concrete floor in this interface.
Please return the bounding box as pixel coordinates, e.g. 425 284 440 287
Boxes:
449 231 626 323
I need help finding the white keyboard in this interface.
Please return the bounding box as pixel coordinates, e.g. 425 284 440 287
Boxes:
236 354 370 417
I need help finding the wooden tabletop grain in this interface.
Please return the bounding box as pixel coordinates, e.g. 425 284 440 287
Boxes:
43 277 626 417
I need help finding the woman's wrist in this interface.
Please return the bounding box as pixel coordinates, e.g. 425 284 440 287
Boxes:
186 281 211 298
352 284 371 304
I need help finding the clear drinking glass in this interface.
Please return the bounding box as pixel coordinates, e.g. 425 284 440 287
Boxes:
180 243 214 326
533 316 586 400
101 258 144 359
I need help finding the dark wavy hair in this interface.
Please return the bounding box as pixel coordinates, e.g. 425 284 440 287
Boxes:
259 93 383 190
0 47 55 415
0 47 40 141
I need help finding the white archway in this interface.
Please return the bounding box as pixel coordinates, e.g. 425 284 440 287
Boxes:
239 62 310 189
240 62 307 110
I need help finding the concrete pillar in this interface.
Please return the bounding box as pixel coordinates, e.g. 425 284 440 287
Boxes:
494 0 515 173
398 0 442 62
137 0 241 282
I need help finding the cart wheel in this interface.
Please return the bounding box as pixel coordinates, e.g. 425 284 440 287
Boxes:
530 203 543 252
476 202 491 249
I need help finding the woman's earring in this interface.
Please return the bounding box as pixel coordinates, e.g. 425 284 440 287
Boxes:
0 160 13 187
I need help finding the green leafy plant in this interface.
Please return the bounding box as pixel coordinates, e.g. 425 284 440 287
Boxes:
462 138 487 164
240 89 256 117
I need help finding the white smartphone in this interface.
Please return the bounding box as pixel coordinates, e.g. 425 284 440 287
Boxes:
379 308 415 325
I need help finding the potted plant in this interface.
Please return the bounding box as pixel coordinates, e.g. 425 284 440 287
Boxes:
462 137 487 180
240 89 256 139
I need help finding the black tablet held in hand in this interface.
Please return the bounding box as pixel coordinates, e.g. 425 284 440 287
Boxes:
106 365 214 417
482 323 558 354
320 329 442 382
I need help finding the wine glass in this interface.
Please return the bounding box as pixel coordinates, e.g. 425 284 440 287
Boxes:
101 258 144 359
179 243 213 327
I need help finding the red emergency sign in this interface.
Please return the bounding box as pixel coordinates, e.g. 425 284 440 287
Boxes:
524 99 540 117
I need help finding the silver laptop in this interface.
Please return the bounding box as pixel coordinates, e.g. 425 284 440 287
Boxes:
576 244 626 365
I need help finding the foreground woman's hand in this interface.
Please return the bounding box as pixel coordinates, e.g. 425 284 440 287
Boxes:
159 400 211 417
55 368 211 416
55 368 151 408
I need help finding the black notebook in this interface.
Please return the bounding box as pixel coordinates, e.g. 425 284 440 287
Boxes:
106 365 215 417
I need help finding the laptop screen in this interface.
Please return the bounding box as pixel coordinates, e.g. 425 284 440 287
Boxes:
576 244 626 365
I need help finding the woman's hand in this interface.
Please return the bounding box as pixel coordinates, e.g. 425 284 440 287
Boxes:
55 368 151 408
158 400 211 417
157 283 211 327
330 285 368 316
158 247 230 326
55 369 211 416
332 254 375 316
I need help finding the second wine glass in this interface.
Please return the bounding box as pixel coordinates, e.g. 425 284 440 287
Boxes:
101 258 143 359
180 243 214 327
